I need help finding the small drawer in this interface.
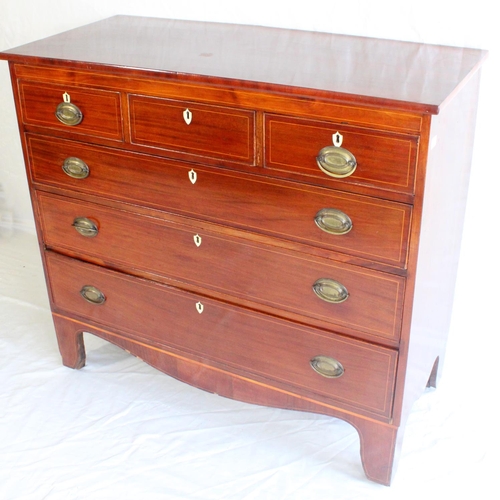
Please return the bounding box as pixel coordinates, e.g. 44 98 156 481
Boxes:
38 193 405 342
45 251 398 418
27 135 411 268
17 80 123 141
129 95 255 165
265 114 418 196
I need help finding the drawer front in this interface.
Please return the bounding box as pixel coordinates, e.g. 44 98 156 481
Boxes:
265 114 418 196
28 135 411 268
18 81 123 141
38 192 405 341
129 95 255 164
45 251 397 418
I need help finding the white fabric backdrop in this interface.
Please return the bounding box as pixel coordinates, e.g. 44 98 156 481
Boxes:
0 2 498 498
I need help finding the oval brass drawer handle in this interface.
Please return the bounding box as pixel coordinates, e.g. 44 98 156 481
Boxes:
314 208 352 235
316 145 357 178
312 278 349 304
62 157 90 179
80 285 106 305
72 217 99 237
310 355 344 378
55 101 83 126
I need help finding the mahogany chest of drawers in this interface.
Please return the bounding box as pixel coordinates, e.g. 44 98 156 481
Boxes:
0 16 486 484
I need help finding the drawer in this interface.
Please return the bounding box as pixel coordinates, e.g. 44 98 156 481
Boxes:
38 192 405 342
265 114 418 196
129 95 255 165
45 251 398 418
28 135 411 268
17 80 123 141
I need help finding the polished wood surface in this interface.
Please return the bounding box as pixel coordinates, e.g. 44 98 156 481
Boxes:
130 95 255 164
1 16 485 485
1 16 486 113
46 251 398 419
265 114 418 197
18 80 123 141
27 134 412 270
38 192 406 343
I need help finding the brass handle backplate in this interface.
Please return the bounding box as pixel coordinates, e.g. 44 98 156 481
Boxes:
312 278 349 303
62 157 89 179
314 208 352 235
310 355 344 378
80 285 106 305
316 145 357 178
55 101 83 126
72 217 99 237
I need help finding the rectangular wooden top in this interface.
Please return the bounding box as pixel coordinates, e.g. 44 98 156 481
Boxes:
0 16 487 113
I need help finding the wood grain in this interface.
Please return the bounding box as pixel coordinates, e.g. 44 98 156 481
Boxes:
1 16 486 113
0 16 485 484
38 191 406 343
27 134 412 269
46 251 398 419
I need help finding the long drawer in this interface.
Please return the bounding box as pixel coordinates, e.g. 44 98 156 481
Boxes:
38 192 405 342
45 251 398 418
27 135 412 268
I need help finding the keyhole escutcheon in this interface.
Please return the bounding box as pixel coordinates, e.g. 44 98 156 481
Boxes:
183 108 192 125
189 169 197 184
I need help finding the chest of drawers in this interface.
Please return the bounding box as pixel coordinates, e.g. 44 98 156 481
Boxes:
0 16 486 485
